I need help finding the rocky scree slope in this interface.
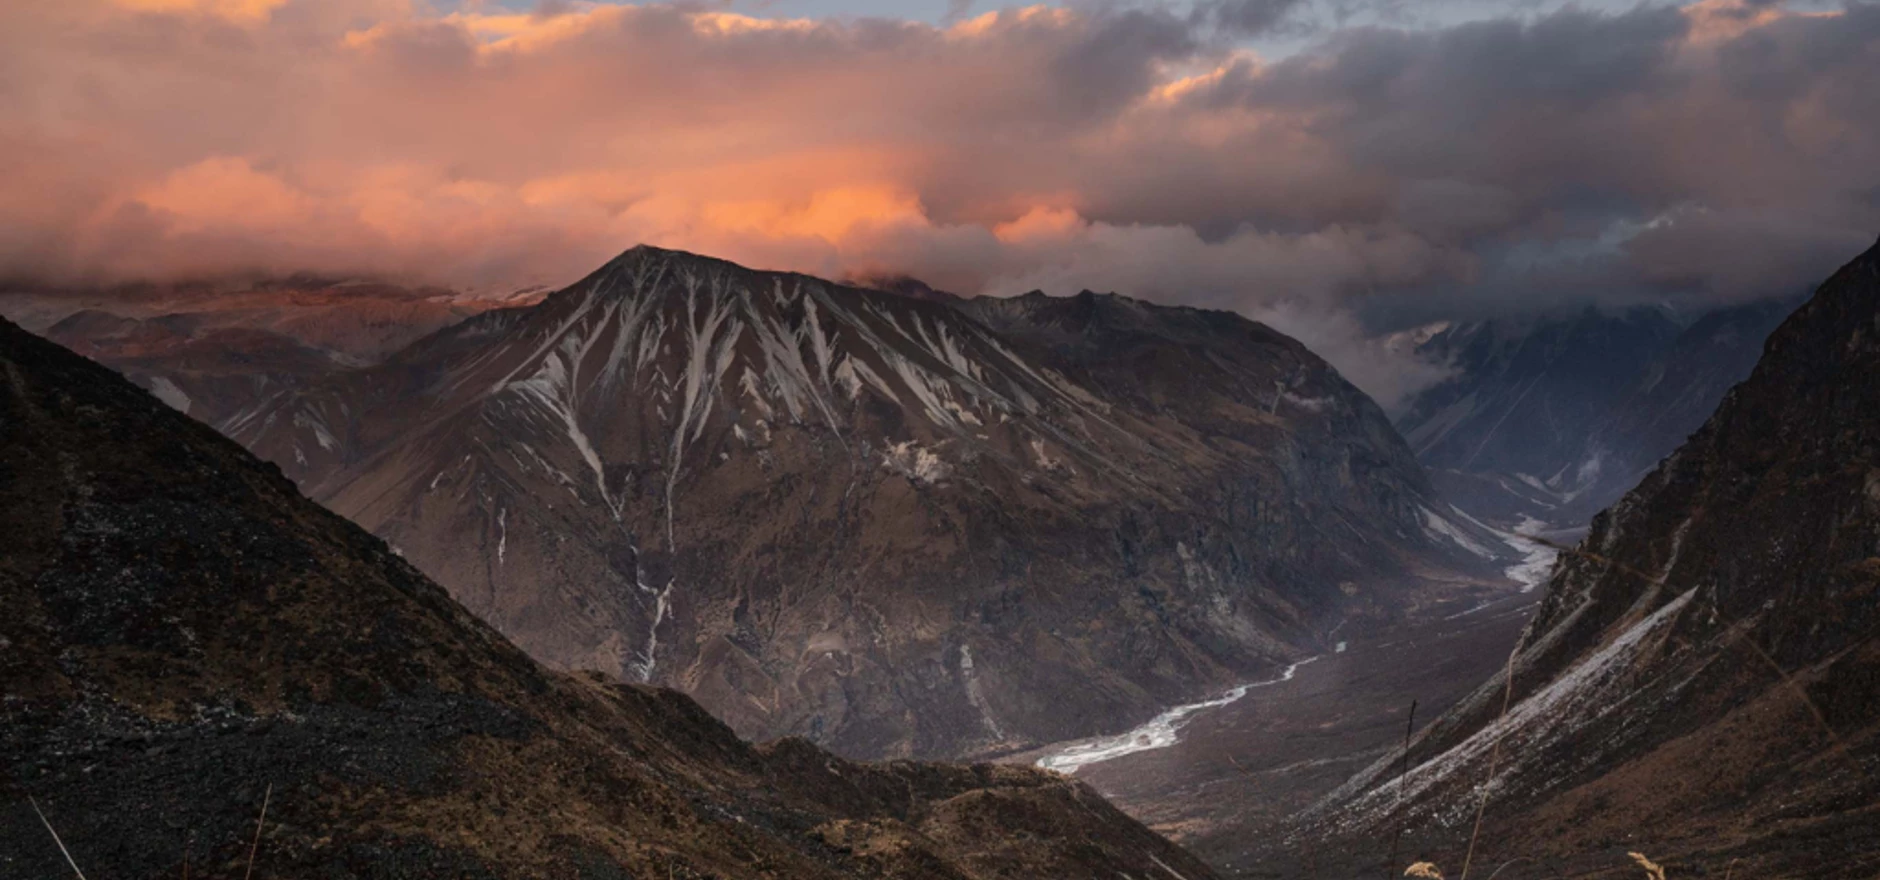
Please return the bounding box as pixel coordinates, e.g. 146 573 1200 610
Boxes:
222 246 1496 760
0 315 1221 880
1312 240 1880 878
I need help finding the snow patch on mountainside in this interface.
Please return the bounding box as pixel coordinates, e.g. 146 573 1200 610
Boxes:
882 440 951 484
146 376 192 413
1421 506 1498 560
1329 588 1696 828
1501 515 1559 592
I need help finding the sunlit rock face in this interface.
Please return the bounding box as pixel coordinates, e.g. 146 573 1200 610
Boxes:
223 245 1491 760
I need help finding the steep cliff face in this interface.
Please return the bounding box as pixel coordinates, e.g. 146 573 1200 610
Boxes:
0 316 1219 880
222 246 1493 759
1400 301 1794 529
1315 240 1880 878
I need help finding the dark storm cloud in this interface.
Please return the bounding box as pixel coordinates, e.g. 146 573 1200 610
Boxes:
1193 0 1313 34
1047 8 1199 117
1158 2 1880 322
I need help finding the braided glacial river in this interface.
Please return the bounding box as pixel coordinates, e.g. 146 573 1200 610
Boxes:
1036 656 1322 774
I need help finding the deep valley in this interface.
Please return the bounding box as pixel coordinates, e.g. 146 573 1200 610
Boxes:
7 4 1880 871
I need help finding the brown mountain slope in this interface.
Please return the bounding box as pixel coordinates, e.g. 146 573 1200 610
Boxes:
220 245 1500 760
0 316 1219 880
1309 239 1880 878
0 276 539 429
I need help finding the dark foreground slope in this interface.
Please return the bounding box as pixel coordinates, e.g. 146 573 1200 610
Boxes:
1312 241 1880 878
0 317 1218 880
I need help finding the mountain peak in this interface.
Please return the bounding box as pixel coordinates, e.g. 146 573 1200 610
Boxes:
220 247 1485 760
0 313 1225 879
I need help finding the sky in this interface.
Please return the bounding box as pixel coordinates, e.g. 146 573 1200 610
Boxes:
2 0 1876 406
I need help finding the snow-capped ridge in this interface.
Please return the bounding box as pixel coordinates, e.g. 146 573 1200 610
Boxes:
224 243 1471 759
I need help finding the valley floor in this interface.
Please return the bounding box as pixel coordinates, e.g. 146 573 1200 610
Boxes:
1013 583 1540 879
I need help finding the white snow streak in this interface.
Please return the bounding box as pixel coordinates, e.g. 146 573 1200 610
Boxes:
632 577 674 681
959 645 1005 739
496 508 507 565
1421 506 1497 560
508 319 618 519
1150 854 1193 880
664 272 744 549
147 376 191 413
1337 588 1696 823
292 407 338 452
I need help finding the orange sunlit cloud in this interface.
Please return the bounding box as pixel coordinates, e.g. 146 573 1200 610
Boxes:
134 158 315 233
1680 0 1834 42
2 0 1875 406
109 0 288 21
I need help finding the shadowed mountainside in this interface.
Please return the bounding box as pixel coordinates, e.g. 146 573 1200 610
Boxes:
0 315 1221 880
1311 239 1880 879
1400 300 1796 530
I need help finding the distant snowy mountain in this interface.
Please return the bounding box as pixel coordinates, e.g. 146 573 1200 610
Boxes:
214 245 1504 760
1313 239 1880 878
1398 300 1796 529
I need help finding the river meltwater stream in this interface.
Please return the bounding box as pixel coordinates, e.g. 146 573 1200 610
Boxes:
1035 520 1560 778
1036 657 1322 774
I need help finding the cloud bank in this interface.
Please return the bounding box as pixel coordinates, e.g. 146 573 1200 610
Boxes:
2 0 1876 406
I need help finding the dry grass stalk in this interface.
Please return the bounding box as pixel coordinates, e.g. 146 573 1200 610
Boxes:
1386 699 1418 879
28 796 90 880
1630 851 1668 880
1458 636 1525 880
1482 859 1530 880
245 782 273 880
